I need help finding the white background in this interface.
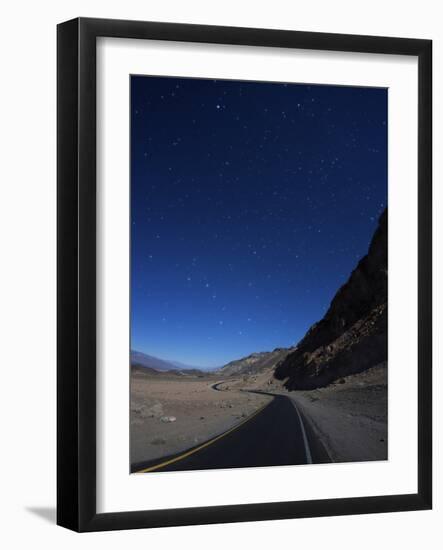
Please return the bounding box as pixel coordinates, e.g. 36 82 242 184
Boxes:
0 0 441 548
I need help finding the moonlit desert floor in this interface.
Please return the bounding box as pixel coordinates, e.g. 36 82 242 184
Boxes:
290 364 388 462
130 369 271 466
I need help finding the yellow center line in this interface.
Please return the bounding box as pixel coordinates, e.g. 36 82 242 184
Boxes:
135 398 272 473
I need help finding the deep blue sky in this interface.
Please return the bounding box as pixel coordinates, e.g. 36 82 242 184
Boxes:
131 76 387 368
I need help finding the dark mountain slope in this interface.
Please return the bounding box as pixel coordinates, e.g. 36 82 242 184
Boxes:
274 209 387 390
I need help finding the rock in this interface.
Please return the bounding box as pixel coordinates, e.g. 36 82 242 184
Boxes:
160 415 176 423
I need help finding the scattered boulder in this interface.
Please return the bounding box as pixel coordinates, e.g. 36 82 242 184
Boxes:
160 415 177 423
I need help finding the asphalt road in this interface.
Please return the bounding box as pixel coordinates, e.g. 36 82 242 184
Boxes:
133 390 330 473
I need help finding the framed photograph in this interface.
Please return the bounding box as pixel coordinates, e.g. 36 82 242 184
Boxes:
57 17 432 531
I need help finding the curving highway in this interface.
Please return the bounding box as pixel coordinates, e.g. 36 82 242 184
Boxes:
132 385 330 473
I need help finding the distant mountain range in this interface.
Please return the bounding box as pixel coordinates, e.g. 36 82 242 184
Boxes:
130 350 216 373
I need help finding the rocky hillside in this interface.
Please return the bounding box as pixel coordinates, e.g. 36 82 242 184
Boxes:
219 347 295 377
274 209 387 390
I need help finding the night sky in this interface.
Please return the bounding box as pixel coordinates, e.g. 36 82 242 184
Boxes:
131 76 387 368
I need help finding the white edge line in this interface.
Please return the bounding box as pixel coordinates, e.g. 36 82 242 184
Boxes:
291 400 313 464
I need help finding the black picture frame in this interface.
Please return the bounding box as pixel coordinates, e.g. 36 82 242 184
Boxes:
57 17 432 532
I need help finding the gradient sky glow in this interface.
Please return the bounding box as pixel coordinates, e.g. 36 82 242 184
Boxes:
131 76 387 368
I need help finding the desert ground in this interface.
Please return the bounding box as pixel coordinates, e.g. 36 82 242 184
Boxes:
287 363 387 462
130 368 271 465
